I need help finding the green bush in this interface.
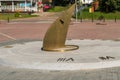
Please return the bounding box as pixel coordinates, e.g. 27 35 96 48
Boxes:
14 12 20 17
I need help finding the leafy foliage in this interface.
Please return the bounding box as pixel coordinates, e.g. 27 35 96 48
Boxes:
53 0 74 6
99 0 117 12
14 12 20 17
116 0 120 11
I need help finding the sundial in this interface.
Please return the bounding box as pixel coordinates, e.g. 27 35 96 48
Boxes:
42 4 79 52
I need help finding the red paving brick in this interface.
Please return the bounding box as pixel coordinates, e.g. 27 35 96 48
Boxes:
68 21 120 40
0 18 120 42
0 23 50 41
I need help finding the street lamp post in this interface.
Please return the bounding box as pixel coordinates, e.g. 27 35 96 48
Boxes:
75 0 83 22
75 0 77 22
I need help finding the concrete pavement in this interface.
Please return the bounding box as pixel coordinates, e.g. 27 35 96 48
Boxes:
0 13 120 80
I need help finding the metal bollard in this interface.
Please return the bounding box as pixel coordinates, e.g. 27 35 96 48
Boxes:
7 17 9 23
103 18 105 22
115 16 117 23
80 17 82 22
92 15 94 22
0 14 2 24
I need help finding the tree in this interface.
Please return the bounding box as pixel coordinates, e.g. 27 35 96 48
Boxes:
106 0 117 12
116 0 120 11
99 0 117 12
52 0 74 6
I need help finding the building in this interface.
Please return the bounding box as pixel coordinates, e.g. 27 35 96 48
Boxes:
0 0 38 12
81 0 93 4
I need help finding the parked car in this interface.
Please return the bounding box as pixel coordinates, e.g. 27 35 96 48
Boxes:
43 4 51 11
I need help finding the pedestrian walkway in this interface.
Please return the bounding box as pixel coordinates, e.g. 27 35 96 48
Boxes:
0 12 120 42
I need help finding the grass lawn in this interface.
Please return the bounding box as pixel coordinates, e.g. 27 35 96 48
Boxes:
77 11 120 20
47 6 69 12
0 13 38 20
47 6 120 20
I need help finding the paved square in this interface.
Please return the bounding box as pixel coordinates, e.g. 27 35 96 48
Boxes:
0 14 120 80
